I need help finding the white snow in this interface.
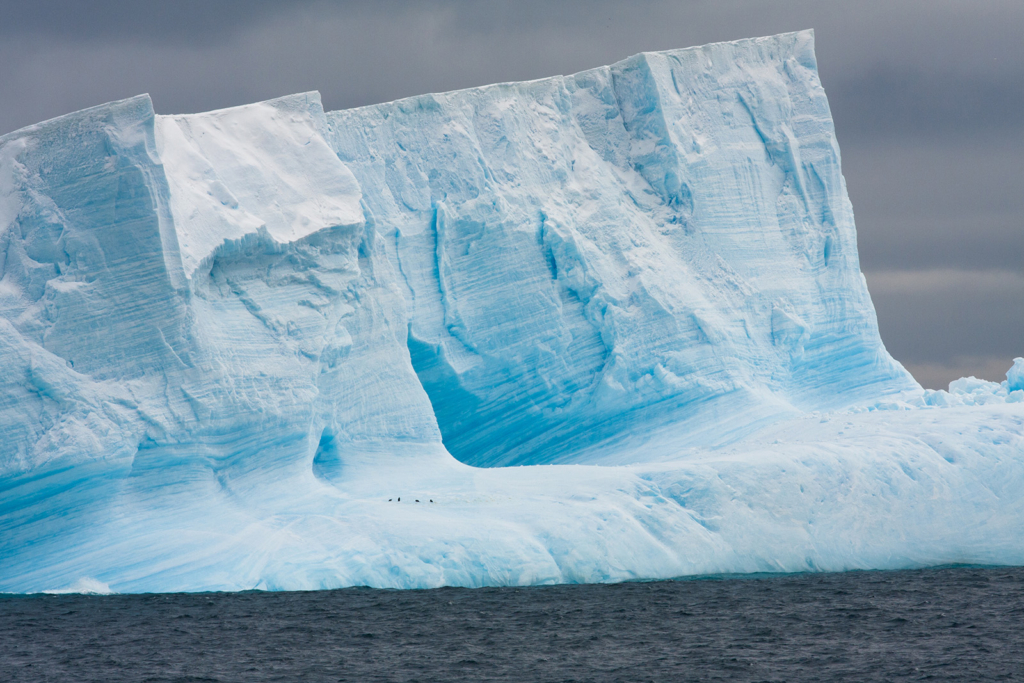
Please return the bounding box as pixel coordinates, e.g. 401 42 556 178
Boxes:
156 93 364 278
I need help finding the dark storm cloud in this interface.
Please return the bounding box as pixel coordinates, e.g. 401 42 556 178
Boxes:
3 0 1022 135
867 269 1024 362
866 268 1024 389
0 0 313 44
847 139 1024 271
1 0 1021 389
829 68 1024 141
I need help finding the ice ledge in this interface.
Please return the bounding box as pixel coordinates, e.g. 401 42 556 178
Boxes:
1 91 366 282
0 93 156 145
155 92 364 279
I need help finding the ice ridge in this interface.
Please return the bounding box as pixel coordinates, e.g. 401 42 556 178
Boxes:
0 30 1021 594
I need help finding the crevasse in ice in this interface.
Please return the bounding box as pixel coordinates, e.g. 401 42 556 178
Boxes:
1 31 1021 593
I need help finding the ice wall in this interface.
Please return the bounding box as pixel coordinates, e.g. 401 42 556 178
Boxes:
327 30 915 467
0 92 449 587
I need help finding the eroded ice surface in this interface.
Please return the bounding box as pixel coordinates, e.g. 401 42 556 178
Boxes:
327 30 916 466
1 31 1021 593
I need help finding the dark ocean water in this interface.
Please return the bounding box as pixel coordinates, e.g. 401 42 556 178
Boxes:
2 566 1023 682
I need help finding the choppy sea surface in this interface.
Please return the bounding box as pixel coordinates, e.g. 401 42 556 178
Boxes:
2 566 1022 682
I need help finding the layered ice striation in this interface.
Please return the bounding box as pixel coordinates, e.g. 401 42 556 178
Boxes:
1 31 1021 593
328 31 913 466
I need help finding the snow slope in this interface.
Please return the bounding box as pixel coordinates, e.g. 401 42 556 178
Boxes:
0 31 1021 593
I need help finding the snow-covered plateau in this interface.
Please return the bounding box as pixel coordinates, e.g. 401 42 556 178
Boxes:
1 31 1021 593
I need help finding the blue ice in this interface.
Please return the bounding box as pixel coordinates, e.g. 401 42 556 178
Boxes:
0 31 1021 593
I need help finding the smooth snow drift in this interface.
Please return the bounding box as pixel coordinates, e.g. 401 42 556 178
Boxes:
1 31 1021 593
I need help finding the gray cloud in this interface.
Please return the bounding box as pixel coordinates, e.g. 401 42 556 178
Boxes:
4 0 1023 133
829 69 1024 142
0 1 312 44
847 138 1024 272
866 269 1024 388
1 0 1021 388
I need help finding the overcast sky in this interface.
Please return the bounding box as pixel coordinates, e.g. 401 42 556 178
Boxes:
1 0 1020 389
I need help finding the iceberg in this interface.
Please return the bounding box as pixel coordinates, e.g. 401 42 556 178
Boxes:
1 31 1021 593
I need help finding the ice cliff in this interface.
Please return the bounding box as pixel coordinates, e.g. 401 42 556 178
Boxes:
1 31 1022 593
327 32 916 466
